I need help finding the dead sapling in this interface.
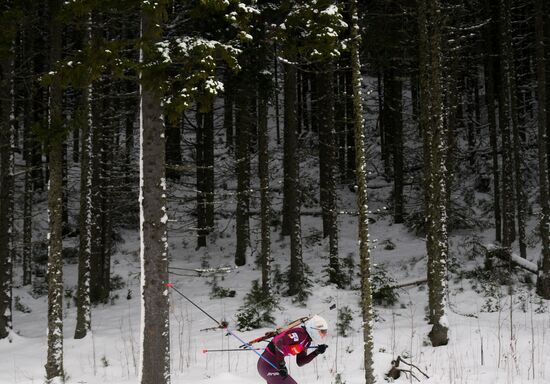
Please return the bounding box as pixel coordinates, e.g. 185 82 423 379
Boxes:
385 356 430 382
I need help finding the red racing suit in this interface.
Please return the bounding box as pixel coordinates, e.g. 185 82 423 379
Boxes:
257 327 320 384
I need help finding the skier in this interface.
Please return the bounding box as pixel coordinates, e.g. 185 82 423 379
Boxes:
257 315 329 384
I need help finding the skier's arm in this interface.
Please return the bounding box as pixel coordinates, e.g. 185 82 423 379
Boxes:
296 344 327 366
296 349 319 366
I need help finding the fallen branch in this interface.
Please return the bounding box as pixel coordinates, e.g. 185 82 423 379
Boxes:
484 244 538 274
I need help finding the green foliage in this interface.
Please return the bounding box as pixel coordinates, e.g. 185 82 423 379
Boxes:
277 0 347 62
0 2 24 58
371 265 399 306
208 276 236 299
336 306 354 337
235 280 280 330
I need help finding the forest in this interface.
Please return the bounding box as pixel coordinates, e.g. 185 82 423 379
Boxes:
1 0 550 384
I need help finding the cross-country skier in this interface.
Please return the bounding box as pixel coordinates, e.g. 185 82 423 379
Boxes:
257 315 328 384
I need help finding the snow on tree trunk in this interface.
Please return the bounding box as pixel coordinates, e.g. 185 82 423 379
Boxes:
75 81 93 339
285 62 306 301
0 55 14 340
317 62 341 286
139 3 171 384
349 1 375 381
258 73 271 293
45 1 65 380
417 0 449 347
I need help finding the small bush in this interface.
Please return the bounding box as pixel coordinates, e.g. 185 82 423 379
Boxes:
236 280 280 330
209 276 236 299
336 306 354 337
371 265 399 306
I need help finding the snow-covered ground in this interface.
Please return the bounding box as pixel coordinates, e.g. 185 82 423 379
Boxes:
2 203 549 384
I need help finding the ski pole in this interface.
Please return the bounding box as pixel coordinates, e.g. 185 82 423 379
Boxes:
203 346 319 353
165 283 279 370
203 348 265 353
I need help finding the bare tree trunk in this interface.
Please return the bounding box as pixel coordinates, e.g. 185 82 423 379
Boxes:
483 0 502 243
535 0 550 298
497 0 516 247
224 69 234 148
285 62 306 300
418 0 449 347
0 56 14 340
139 5 171 383
196 107 207 248
75 81 92 339
45 1 64 379
235 75 251 266
203 105 215 231
258 74 271 293
384 70 404 223
317 63 341 286
349 1 374 381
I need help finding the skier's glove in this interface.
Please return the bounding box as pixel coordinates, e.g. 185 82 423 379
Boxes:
278 363 288 378
316 344 328 354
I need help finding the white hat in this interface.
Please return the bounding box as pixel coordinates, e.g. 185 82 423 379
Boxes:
304 315 328 344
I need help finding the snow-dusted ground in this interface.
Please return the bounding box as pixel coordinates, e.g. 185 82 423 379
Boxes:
2 77 549 384
2 205 550 384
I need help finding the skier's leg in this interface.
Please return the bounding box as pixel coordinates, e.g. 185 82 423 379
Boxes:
257 356 298 384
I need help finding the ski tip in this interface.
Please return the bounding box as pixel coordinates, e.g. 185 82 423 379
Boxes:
165 283 174 288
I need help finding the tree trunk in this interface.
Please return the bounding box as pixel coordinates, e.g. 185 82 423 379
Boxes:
0 57 14 340
418 0 449 347
497 0 516 247
483 0 502 243
224 69 234 149
384 70 404 223
282 61 293 236
75 82 92 339
345 57 355 183
285 62 306 300
165 115 182 181
317 63 341 286
139 5 171 383
45 1 65 379
203 105 215 231
535 0 550 298
196 107 207 249
349 1 375 381
22 21 34 287
235 74 251 266
258 74 271 293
